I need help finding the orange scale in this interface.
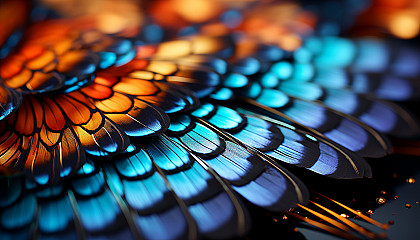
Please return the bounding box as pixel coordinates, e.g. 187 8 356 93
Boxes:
56 95 92 125
26 49 56 70
145 61 178 75
5 68 33 89
0 131 17 150
40 126 61 147
0 142 21 167
113 77 159 96
104 114 126 128
94 75 119 87
127 70 155 80
193 36 228 55
61 128 80 159
21 135 31 152
53 37 77 56
20 44 46 59
153 81 172 91
153 40 192 58
72 125 96 148
42 61 58 73
0 134 20 166
104 59 149 76
59 130 84 174
26 72 58 91
56 50 89 73
67 91 97 108
25 134 52 170
80 83 113 100
136 45 157 58
94 92 133 113
80 111 104 132
15 100 34 135
132 98 152 111
43 97 66 131
129 59 150 70
155 74 165 81
171 69 197 79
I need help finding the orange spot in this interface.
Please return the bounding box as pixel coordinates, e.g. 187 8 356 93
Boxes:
279 34 302 51
389 11 420 39
376 197 386 204
80 83 112 100
406 178 415 183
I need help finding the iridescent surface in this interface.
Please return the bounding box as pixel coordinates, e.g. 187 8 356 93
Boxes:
0 0 420 239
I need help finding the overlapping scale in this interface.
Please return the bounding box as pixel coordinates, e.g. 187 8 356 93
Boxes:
237 80 391 158
230 36 420 139
167 111 309 211
0 135 254 240
223 39 420 158
0 34 233 183
0 18 139 94
129 35 234 98
0 88 156 184
144 137 248 239
0 164 136 240
190 103 371 178
278 81 420 137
